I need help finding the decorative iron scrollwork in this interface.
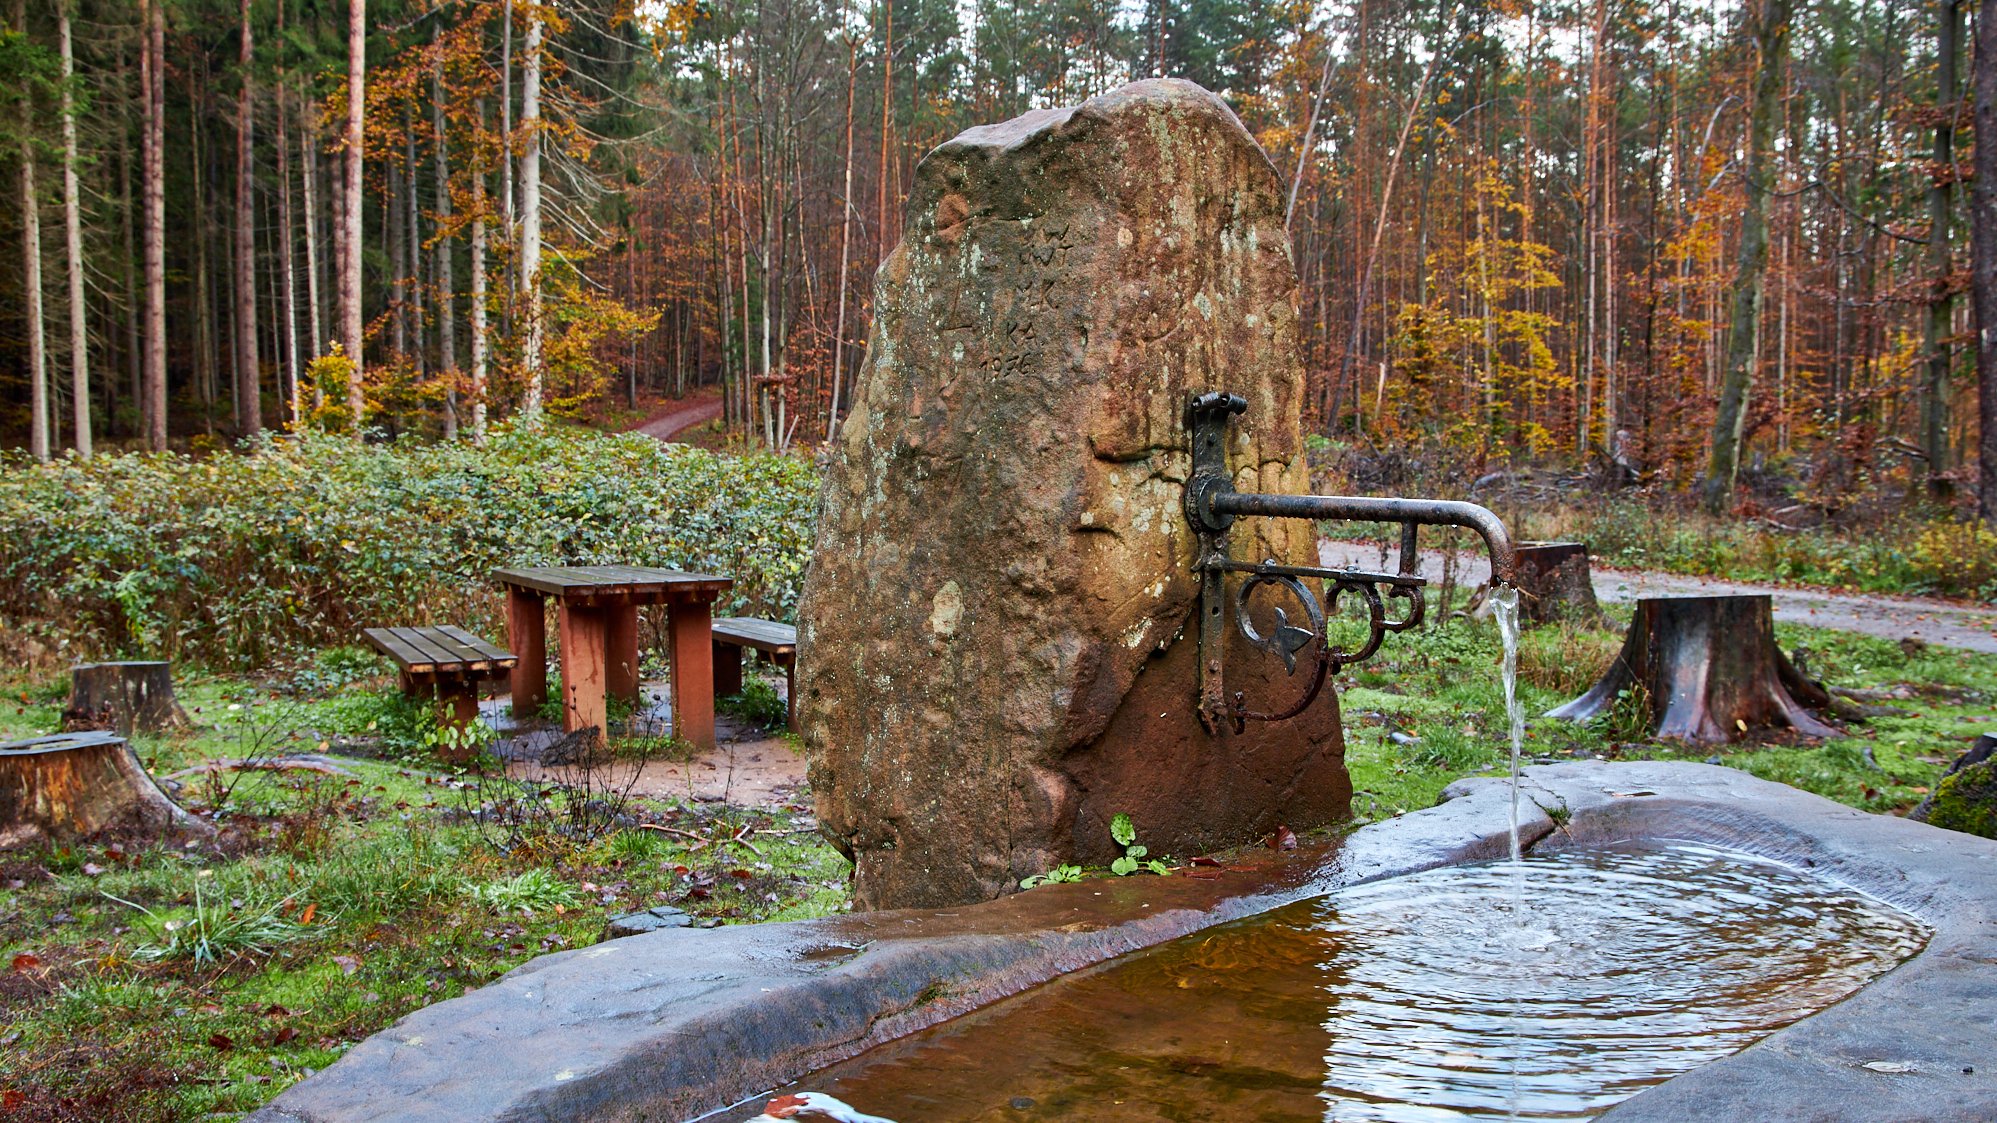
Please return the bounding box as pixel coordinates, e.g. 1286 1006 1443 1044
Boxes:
1185 392 1519 734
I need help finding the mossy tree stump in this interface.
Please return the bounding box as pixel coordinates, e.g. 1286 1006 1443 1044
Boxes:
1911 733 1997 837
0 732 211 849
1546 595 1838 744
63 661 188 735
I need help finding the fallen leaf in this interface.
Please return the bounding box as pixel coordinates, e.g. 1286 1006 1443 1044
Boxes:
271 1026 299 1046
207 1033 234 1050
729 869 754 879
10 953 41 972
1265 826 1298 851
263 1004 292 1017
331 955 361 976
80 863 105 877
299 903 317 926
1189 856 1222 867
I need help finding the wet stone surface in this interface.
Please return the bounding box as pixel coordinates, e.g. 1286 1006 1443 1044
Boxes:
248 763 1997 1123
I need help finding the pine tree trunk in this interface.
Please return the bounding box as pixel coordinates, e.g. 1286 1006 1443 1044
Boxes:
342 0 366 419
18 0 48 463
1926 0 1964 492
276 78 301 425
59 5 90 458
1976 0 1997 524
142 0 167 451
1702 0 1793 514
234 0 261 437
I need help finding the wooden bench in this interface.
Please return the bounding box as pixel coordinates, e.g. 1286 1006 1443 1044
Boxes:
363 625 517 730
711 618 796 731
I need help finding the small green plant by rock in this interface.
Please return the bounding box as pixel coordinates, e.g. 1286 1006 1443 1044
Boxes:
1108 812 1170 876
1019 864 1083 889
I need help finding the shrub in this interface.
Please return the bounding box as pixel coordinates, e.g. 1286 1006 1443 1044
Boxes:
0 425 820 667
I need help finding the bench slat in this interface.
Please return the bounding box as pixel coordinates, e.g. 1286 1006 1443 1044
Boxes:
412 626 493 669
364 627 438 671
391 626 466 669
712 617 797 655
433 625 517 667
365 626 516 678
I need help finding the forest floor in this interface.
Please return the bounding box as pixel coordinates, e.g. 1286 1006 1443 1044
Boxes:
2 605 1993 1118
1319 539 1997 654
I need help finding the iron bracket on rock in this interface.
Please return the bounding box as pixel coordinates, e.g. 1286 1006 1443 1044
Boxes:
1185 392 1520 734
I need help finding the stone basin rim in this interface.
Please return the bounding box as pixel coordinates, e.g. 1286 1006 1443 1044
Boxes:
248 760 1997 1123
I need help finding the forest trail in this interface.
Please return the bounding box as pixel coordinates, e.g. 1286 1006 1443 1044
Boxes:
1318 539 1997 655
634 394 723 442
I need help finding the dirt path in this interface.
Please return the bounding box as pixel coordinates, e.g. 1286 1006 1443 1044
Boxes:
634 394 723 442
1317 539 1997 655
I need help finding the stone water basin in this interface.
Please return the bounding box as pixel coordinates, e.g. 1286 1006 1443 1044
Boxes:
719 842 1925 1121
249 762 1997 1123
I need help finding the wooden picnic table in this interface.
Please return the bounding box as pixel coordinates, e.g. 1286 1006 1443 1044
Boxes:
495 565 734 749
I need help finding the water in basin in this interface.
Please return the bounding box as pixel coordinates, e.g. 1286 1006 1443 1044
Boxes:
746 842 1926 1121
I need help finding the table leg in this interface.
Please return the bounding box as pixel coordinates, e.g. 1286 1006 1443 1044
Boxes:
606 601 641 703
506 586 547 717
669 598 716 751
558 601 609 740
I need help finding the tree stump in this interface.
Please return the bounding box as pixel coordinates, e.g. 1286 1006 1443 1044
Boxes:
63 661 188 735
0 732 211 849
1545 595 1839 744
1514 541 1604 626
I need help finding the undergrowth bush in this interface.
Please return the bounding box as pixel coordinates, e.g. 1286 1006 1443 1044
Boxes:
0 425 819 667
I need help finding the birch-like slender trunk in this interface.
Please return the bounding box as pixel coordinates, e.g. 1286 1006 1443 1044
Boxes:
301 114 322 361
519 6 544 421
827 34 856 442
59 4 89 457
342 0 366 421
432 34 458 439
470 102 490 441
234 0 261 436
276 81 301 425
142 0 167 450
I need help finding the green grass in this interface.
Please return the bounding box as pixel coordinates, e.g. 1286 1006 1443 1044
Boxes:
6 607 1991 1119
0 667 851 1120
1342 609 1993 823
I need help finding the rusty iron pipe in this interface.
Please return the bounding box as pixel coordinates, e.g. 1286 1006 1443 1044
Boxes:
1208 492 1519 586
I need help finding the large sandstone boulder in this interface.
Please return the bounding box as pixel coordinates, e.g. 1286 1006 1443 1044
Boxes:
796 79 1346 911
